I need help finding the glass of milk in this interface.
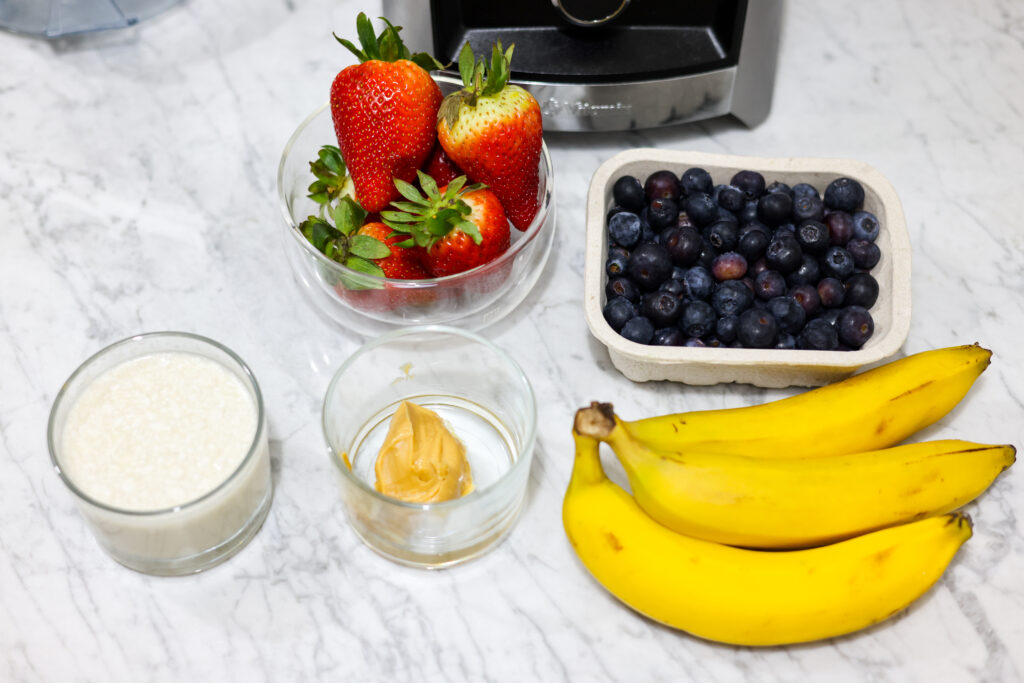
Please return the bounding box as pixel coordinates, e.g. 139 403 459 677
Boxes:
47 332 272 575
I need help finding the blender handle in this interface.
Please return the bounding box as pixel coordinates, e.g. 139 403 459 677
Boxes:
552 0 631 27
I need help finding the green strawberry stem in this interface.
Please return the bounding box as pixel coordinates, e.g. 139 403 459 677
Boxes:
382 171 486 248
440 42 515 128
334 13 444 71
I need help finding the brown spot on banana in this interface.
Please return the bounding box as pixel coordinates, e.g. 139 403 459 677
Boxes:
605 532 623 552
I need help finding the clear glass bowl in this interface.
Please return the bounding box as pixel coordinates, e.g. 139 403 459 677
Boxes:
277 89 556 338
47 332 273 576
322 326 537 568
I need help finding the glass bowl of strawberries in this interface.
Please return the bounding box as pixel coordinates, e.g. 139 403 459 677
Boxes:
278 82 555 337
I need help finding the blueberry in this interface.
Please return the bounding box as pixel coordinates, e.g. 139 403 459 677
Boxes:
705 220 740 252
711 251 748 281
825 211 854 246
817 308 842 327
644 170 680 201
789 283 822 316
775 333 797 349
662 226 703 267
766 296 806 334
716 206 739 223
680 167 714 196
680 300 717 338
821 246 856 280
754 269 787 300
620 316 655 344
711 279 754 317
627 242 674 290
851 210 880 242
737 308 778 348
817 277 846 308
846 238 881 269
795 219 830 254
608 211 642 248
844 272 879 308
696 238 719 270
671 265 687 280
658 277 686 299
715 314 740 343
756 192 794 227
837 306 874 348
684 337 707 347
683 192 719 227
641 290 685 328
792 195 825 224
603 296 637 332
792 182 820 200
606 253 628 278
606 276 640 303
716 185 746 213
677 211 697 230
731 170 766 200
776 222 796 234
651 327 686 346
786 254 821 287
798 317 839 350
647 197 679 230
824 177 865 212
612 175 645 212
737 226 770 261
765 233 803 274
738 200 759 224
683 266 714 300
765 180 793 197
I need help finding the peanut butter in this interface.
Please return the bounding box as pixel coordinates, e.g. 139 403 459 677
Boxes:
374 401 473 503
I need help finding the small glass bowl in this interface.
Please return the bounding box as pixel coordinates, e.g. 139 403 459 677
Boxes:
277 81 556 337
322 326 537 568
47 332 273 576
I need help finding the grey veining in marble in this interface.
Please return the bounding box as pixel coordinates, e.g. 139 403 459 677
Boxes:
2 0 1023 681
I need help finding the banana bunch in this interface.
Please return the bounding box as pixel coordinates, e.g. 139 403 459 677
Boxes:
562 344 1014 646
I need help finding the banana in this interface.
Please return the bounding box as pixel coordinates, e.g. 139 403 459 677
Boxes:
563 432 973 646
575 407 1013 548
612 344 992 458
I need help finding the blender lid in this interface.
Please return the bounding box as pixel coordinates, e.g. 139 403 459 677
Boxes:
0 0 181 38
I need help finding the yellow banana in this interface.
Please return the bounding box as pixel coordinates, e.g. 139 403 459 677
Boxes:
576 407 1013 548
616 344 992 458
563 432 973 646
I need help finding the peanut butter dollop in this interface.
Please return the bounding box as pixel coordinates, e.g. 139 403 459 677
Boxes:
374 401 473 503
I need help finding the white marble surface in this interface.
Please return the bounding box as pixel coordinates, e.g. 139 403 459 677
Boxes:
3 0 1023 680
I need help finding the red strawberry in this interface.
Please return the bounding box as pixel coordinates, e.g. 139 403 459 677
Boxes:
436 42 543 231
421 143 464 187
330 14 443 213
383 172 510 278
356 222 430 280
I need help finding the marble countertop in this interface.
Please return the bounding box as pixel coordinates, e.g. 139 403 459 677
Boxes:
3 0 1023 680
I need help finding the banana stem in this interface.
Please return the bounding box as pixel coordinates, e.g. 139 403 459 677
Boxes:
570 432 607 487
574 403 617 440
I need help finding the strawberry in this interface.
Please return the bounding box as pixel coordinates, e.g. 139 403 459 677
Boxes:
421 143 463 187
330 13 444 213
383 172 510 277
356 222 430 280
298 192 391 277
436 42 543 231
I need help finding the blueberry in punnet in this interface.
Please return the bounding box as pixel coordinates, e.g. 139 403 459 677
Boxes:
658 278 686 299
677 211 696 230
683 266 714 300
837 305 874 348
651 327 686 346
844 272 879 309
711 251 748 281
847 238 881 269
716 206 739 224
737 308 778 348
612 175 646 212
786 254 822 287
737 226 770 262
706 220 740 252
765 180 794 197
647 197 679 230
766 296 806 334
644 170 680 201
817 308 842 327
641 290 685 328
775 333 797 349
627 242 674 290
798 317 839 350
739 200 759 224
662 225 703 267
765 233 803 274
620 316 655 344
696 238 719 270
680 167 714 196
606 276 641 303
757 192 794 227
821 246 856 280
684 337 707 347
754 269 787 300
715 314 740 344
851 210 881 242
792 195 825 224
712 279 754 317
731 170 766 200
716 184 746 213
792 182 820 200
825 211 854 246
683 192 719 227
608 211 642 248
680 300 717 338
603 296 637 332
606 252 628 278
817 277 846 308
789 283 821 316
795 219 830 254
824 177 865 213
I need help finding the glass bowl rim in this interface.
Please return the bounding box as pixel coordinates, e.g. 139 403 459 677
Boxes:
276 102 555 288
46 331 268 518
322 324 538 510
